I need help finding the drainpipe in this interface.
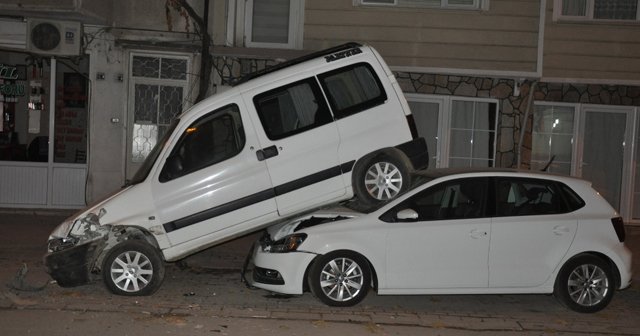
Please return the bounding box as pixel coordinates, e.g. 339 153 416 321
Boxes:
516 81 537 168
516 0 545 168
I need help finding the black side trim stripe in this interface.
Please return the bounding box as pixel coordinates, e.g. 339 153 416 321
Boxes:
163 160 356 233
164 189 275 233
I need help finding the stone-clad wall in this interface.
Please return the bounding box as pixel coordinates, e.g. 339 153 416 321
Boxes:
395 71 640 169
395 72 533 168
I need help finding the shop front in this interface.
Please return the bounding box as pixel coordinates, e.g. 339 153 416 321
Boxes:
0 52 89 208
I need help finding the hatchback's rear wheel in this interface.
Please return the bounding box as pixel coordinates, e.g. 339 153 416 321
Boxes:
554 255 615 313
102 240 165 296
308 251 371 307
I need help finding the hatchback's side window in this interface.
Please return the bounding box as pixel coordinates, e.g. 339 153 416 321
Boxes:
495 178 574 216
318 63 387 119
254 78 333 140
159 104 245 182
391 178 487 221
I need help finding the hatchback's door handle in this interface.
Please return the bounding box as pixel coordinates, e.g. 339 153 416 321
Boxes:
553 225 570 236
469 229 487 239
256 145 279 161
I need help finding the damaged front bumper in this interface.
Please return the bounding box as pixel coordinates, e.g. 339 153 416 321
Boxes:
43 211 110 287
43 240 102 287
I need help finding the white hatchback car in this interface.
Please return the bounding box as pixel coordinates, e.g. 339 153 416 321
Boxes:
247 168 633 313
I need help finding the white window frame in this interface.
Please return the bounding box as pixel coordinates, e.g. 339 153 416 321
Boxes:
406 94 498 168
553 0 640 22
126 52 191 170
357 0 484 10
530 102 579 175
244 0 305 49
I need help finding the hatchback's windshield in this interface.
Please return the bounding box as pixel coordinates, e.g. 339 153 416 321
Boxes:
127 119 180 186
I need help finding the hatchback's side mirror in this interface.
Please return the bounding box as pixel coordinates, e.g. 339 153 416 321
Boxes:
396 208 419 221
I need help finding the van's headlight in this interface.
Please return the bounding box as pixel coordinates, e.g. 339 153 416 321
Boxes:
47 209 107 252
267 233 307 253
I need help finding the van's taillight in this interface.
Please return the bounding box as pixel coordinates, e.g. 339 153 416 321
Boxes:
611 217 626 242
406 115 419 139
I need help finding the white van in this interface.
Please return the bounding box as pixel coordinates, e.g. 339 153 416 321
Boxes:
44 43 428 295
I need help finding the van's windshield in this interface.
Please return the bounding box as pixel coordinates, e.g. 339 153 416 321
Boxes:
127 119 180 186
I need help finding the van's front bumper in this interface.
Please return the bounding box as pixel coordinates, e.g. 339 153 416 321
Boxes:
43 240 101 287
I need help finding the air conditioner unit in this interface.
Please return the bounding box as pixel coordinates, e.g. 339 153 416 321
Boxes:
27 19 82 56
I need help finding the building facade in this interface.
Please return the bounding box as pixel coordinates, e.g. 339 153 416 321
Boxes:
1 0 639 224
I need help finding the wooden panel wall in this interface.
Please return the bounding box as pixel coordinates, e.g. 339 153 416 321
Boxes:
304 0 540 73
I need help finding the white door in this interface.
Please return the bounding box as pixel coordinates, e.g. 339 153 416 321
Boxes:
577 106 634 214
245 76 344 216
153 103 277 247
489 177 577 288
384 177 490 289
126 54 190 180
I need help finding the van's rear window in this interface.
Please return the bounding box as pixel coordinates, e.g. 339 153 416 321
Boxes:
318 63 387 119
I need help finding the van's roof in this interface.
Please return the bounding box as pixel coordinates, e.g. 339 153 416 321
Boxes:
232 42 364 86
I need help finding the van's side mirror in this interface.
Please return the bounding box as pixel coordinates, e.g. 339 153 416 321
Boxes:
160 155 183 181
396 209 419 221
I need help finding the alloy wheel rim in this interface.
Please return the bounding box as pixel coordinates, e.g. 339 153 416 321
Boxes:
110 251 153 292
567 264 609 307
364 162 403 200
319 257 364 302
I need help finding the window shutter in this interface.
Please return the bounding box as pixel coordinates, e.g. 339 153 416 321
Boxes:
251 0 290 44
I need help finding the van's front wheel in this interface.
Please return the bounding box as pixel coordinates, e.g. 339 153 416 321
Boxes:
102 240 165 296
353 151 411 205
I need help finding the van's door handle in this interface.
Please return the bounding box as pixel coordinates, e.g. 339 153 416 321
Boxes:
469 229 487 239
256 145 279 161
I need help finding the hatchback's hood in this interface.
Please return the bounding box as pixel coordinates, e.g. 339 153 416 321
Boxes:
267 206 362 241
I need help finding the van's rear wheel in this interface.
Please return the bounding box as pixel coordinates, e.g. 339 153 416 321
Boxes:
102 240 165 296
353 152 411 205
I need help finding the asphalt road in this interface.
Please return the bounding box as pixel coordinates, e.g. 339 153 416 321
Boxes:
1 209 639 335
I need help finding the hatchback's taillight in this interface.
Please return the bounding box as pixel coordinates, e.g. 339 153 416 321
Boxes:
611 217 626 242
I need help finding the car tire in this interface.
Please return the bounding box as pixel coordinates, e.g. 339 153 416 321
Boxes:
353 151 411 206
102 240 165 296
554 254 615 313
308 251 371 307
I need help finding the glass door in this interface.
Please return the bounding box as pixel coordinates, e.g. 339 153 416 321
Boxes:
577 106 635 215
406 95 443 169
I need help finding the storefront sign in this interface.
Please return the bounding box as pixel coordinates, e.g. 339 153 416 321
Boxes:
0 82 25 96
0 64 26 97
0 64 19 80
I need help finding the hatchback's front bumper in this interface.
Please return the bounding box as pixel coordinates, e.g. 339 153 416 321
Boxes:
43 240 101 287
247 242 317 295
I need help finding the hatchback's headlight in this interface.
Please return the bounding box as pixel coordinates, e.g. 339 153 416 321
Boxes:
267 233 307 253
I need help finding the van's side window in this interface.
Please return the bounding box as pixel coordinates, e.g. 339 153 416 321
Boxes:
254 78 333 140
318 63 387 119
159 104 245 182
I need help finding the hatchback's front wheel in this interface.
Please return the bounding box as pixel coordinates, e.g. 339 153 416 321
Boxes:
554 255 615 313
102 240 165 296
308 251 371 307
